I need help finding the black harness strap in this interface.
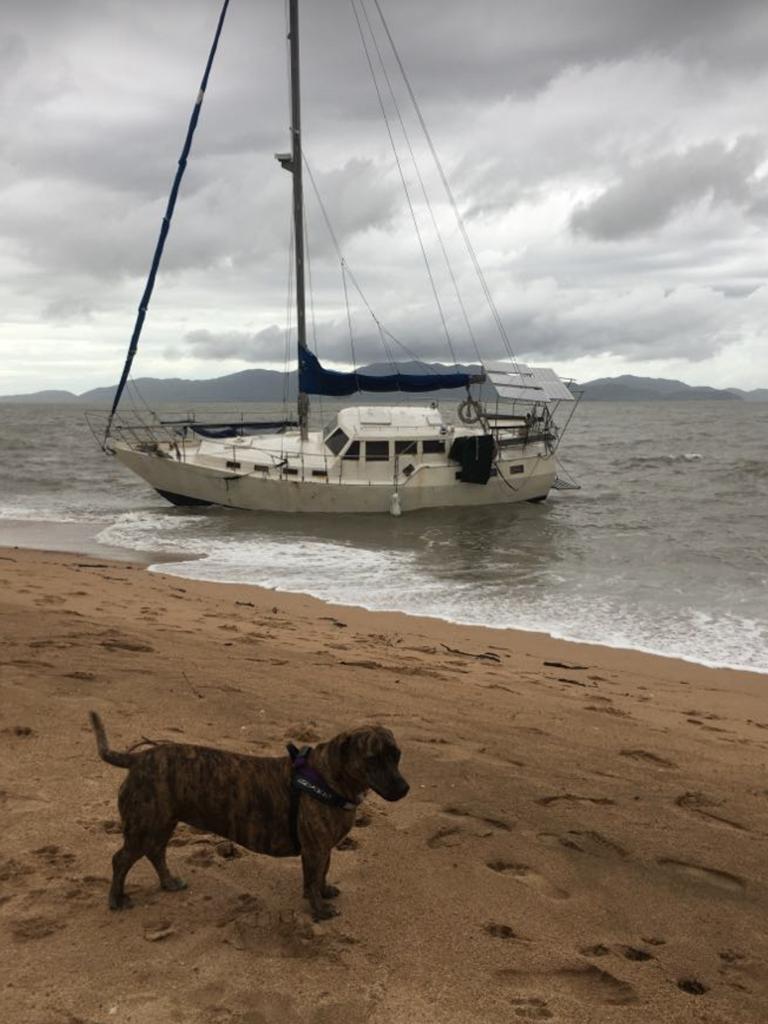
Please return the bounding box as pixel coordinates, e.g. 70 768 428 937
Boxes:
287 743 360 854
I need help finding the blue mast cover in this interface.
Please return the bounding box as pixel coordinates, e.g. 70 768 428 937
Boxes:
299 348 474 396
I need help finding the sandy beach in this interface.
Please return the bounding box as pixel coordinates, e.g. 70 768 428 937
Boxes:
2 546 767 1024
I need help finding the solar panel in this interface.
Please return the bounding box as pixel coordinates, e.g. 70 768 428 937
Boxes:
483 362 575 403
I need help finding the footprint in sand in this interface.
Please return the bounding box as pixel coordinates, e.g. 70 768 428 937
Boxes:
7 659 55 670
658 858 745 893
442 806 512 832
508 996 553 1020
1 725 36 737
336 835 359 851
540 830 628 859
0 858 34 883
580 943 611 957
63 875 109 901
621 945 654 961
677 977 708 995
674 791 749 832
498 965 638 1007
620 749 676 769
100 639 154 653
427 826 464 849
486 861 569 900
485 922 527 941
32 845 76 872
584 704 631 717
536 794 615 807
10 916 66 941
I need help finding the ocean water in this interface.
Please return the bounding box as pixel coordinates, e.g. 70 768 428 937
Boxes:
1 400 766 672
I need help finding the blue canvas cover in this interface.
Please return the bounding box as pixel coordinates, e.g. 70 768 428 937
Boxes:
299 348 474 397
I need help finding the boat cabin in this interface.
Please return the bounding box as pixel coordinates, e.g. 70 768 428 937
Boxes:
323 406 452 466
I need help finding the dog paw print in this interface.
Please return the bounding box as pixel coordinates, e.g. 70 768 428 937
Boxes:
10 915 66 942
509 997 553 1020
32 845 76 874
485 922 523 940
186 847 215 867
678 978 708 995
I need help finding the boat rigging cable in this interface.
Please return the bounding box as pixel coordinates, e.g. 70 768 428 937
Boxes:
368 0 519 369
104 0 231 445
353 0 484 370
302 158 433 372
350 0 458 367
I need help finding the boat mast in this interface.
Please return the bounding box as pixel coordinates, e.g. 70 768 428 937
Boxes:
288 0 309 439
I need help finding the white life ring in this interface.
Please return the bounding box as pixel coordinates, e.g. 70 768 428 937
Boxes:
457 398 482 425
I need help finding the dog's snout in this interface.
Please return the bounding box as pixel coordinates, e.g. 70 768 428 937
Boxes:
387 777 409 801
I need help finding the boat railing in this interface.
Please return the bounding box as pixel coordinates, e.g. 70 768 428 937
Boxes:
86 408 185 453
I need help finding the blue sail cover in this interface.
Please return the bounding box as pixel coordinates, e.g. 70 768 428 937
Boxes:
299 348 474 397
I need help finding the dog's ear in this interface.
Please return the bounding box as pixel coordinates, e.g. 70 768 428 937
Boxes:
361 727 392 759
336 731 363 760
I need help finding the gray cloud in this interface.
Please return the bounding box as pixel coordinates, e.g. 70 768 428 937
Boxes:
2 0 768 394
180 325 286 362
571 136 768 239
42 296 94 323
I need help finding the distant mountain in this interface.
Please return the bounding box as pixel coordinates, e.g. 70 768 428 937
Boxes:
578 375 758 401
0 389 80 403
3 368 766 404
726 387 768 402
80 368 288 405
0 363 481 405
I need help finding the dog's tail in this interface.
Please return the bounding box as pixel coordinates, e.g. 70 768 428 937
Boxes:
89 711 135 769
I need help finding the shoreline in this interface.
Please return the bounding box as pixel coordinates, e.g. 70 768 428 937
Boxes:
3 538 767 687
0 515 202 566
148 559 768 678
1 515 764 675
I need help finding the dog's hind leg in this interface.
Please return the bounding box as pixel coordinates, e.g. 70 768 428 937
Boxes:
109 836 144 910
145 823 187 893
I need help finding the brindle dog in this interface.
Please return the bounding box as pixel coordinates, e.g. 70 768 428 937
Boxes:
89 712 408 920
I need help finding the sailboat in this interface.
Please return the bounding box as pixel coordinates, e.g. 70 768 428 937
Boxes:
102 0 579 516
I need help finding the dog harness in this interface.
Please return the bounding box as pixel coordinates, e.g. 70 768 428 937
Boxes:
287 743 361 853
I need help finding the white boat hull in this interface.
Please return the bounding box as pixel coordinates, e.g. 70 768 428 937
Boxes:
113 443 556 514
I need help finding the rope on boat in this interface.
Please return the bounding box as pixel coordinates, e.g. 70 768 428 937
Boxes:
104 0 232 445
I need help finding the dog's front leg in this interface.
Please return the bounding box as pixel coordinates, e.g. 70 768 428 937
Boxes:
302 848 339 920
320 851 340 899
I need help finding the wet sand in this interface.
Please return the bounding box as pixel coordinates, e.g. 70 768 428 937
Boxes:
1 546 767 1024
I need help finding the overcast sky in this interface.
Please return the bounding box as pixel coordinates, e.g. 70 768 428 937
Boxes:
1 0 767 395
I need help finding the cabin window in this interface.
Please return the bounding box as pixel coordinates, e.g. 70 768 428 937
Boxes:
312 469 328 478
365 440 390 462
283 467 298 476
422 439 445 454
326 428 349 456
343 441 360 461
395 440 417 456
225 460 241 470
509 464 524 475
